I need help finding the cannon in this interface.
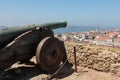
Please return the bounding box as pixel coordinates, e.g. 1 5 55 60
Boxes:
0 21 69 73
0 21 66 48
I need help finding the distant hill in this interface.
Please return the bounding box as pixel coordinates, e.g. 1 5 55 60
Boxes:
0 26 8 29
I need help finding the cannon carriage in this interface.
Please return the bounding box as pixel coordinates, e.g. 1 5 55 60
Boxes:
0 21 69 73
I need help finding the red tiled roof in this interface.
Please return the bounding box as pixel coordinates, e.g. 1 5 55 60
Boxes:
115 37 120 43
103 32 118 37
95 36 112 42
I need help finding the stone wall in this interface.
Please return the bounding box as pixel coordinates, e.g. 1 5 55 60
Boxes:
65 42 120 76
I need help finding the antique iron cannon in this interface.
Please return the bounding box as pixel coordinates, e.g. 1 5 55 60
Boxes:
0 21 69 73
0 21 66 48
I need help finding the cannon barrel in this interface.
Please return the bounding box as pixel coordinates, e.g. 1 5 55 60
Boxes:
0 21 67 48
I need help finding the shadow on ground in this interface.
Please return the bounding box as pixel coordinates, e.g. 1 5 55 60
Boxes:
53 68 75 79
0 66 42 80
0 65 74 80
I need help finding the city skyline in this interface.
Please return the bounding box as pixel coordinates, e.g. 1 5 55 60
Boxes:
0 0 120 27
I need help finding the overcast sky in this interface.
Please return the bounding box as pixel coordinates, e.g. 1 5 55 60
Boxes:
0 0 120 27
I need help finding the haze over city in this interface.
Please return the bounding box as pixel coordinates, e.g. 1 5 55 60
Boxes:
0 0 120 27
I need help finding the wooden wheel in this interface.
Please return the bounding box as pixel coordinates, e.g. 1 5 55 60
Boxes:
36 37 65 72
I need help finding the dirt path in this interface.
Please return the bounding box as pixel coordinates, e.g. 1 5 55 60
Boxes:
0 63 120 80
63 69 120 80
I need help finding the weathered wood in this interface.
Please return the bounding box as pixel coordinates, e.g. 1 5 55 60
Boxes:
0 29 54 71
